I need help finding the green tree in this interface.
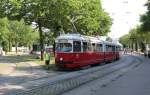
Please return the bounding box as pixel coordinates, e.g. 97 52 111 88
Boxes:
8 20 37 54
120 26 150 52
106 36 112 42
1 0 112 59
119 34 131 48
140 0 150 32
0 18 9 52
43 31 55 45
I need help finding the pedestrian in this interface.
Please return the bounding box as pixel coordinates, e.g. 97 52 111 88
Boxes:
124 48 127 54
144 50 147 58
148 50 150 58
44 50 50 69
131 49 133 55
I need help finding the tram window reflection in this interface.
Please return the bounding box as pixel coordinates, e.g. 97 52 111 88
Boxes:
92 43 96 52
83 42 88 52
73 41 81 52
96 44 103 52
56 43 72 52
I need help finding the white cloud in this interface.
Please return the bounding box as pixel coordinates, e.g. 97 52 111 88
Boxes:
101 0 147 39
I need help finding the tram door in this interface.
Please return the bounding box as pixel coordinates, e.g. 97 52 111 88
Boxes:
73 41 85 66
82 42 91 65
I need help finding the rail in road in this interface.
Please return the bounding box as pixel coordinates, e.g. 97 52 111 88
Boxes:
1 55 143 95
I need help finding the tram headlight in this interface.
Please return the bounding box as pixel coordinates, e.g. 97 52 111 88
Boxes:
60 58 63 61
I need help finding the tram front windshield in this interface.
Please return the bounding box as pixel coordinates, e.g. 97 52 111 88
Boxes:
56 43 72 52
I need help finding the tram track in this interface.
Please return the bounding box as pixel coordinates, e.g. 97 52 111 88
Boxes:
3 55 143 95
62 55 143 95
0 56 68 95
0 62 67 85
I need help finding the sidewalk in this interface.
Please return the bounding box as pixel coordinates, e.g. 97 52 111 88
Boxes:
0 55 48 76
0 63 15 75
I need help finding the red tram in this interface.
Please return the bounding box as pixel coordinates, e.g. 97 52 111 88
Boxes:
55 34 121 69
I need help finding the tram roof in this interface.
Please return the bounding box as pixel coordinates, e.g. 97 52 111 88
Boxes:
56 34 86 41
56 34 119 46
103 41 116 46
116 42 123 47
84 36 103 43
56 34 104 43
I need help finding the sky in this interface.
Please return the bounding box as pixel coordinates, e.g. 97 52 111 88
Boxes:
101 0 147 39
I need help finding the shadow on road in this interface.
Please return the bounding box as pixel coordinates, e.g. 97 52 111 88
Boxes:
0 55 38 63
0 65 49 85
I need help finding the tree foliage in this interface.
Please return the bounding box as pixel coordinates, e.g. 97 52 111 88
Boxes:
8 20 37 46
140 0 150 32
1 0 112 36
106 36 112 42
0 0 112 59
0 18 9 51
0 18 9 43
0 18 38 52
119 26 150 51
119 34 130 48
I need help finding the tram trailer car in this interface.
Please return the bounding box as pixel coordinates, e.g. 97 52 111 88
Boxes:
55 34 121 69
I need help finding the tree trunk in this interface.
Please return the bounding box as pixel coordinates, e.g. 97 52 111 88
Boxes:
8 39 11 52
29 44 31 51
38 20 44 60
135 41 138 51
15 43 18 54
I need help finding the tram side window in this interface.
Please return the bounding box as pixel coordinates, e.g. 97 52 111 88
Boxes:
106 45 108 52
106 45 109 52
83 42 88 52
117 46 121 51
116 46 118 51
92 43 96 52
115 46 117 52
87 43 92 51
116 46 119 51
56 43 72 52
112 46 115 51
110 46 113 52
96 44 103 52
106 45 112 52
73 41 81 52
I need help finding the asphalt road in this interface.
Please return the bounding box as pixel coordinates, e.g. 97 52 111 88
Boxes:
63 55 150 95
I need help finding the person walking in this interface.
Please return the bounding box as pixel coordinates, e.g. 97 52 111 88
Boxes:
144 50 147 58
124 48 127 54
44 50 50 69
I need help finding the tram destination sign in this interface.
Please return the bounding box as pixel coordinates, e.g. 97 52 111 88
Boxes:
58 39 68 43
